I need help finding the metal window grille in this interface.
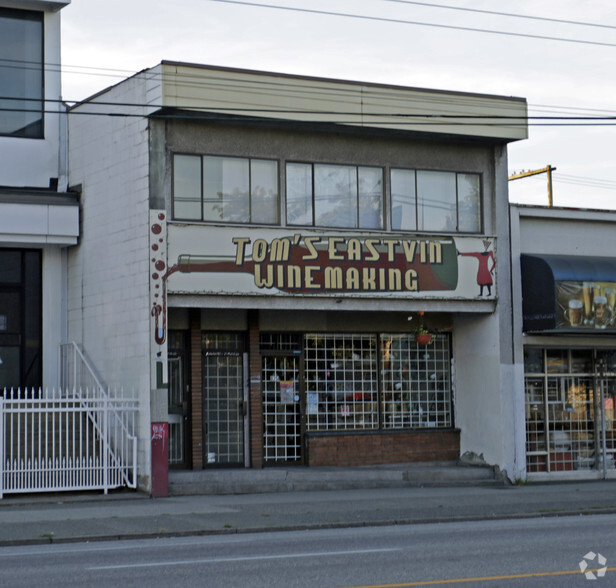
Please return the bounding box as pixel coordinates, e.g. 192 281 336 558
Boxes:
524 347 616 473
202 332 245 352
381 334 452 428
262 356 301 461
304 334 378 431
204 353 244 464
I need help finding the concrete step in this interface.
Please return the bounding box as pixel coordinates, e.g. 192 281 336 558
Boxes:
169 462 503 495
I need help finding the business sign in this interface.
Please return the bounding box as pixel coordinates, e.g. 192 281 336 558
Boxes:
556 281 616 330
163 224 496 300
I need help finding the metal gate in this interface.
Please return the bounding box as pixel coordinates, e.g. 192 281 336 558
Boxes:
262 355 302 463
1 387 138 497
203 351 247 466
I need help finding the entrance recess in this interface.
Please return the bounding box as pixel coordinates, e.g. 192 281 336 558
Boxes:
168 331 190 467
203 350 248 466
262 355 302 463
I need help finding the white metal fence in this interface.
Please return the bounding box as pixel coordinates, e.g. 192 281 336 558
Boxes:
0 387 138 498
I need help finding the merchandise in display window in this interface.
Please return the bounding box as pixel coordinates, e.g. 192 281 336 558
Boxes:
524 347 616 473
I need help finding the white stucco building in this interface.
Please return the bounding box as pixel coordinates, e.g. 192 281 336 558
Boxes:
0 0 79 391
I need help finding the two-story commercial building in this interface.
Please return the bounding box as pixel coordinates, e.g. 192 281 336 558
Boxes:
0 0 79 391
68 62 528 494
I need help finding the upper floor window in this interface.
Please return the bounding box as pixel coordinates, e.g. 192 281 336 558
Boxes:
173 154 279 224
287 163 383 229
391 169 481 233
172 153 481 234
0 8 43 139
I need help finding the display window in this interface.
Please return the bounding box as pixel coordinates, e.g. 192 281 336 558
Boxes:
260 332 453 434
524 347 616 473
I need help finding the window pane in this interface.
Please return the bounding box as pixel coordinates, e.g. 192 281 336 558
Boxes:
457 173 481 232
203 156 249 222
391 169 416 231
524 347 544 373
173 154 202 220
417 171 456 232
304 333 377 431
0 9 43 138
286 163 313 226
381 334 452 428
251 159 279 224
358 167 383 229
314 164 357 228
0 346 20 390
546 349 568 373
0 250 21 283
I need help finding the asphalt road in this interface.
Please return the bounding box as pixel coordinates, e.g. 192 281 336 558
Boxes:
1 514 614 587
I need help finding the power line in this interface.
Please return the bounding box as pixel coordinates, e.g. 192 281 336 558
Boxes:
4 58 616 119
207 0 616 48
3 102 616 127
508 172 616 192
380 0 616 30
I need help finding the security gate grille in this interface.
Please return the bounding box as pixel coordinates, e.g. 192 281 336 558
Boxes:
203 352 245 466
525 348 616 473
168 356 185 466
262 356 301 462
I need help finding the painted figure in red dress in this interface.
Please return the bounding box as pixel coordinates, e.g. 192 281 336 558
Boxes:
457 239 495 296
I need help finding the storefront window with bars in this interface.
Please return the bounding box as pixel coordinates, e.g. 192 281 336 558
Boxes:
524 347 616 473
302 333 452 431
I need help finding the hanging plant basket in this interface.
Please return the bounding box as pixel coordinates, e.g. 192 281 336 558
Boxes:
415 333 433 345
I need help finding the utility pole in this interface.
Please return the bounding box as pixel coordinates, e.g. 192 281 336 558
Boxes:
508 165 557 207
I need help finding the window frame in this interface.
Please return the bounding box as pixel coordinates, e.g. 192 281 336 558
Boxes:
390 167 483 234
172 153 280 225
0 7 44 139
286 161 385 230
173 152 484 235
302 332 453 433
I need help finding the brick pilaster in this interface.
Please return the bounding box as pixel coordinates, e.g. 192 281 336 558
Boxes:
189 308 203 469
248 309 263 468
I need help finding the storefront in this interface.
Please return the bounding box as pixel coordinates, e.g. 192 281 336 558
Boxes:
69 62 527 492
165 317 457 469
511 204 616 479
158 217 509 472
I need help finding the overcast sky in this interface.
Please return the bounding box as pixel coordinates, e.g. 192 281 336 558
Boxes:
60 0 616 210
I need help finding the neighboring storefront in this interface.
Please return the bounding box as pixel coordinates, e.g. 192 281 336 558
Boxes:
511 204 616 479
69 62 528 493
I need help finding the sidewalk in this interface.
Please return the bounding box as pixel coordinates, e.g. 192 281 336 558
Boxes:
1 478 616 547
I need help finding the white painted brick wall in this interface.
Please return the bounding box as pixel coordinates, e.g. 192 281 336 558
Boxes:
68 69 163 489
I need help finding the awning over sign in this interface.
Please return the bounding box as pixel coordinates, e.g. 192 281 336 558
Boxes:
521 254 616 332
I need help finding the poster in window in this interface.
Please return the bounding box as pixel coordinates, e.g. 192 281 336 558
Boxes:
280 381 295 404
307 392 318 414
556 280 616 330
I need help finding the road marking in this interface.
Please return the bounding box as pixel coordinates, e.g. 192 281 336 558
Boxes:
87 547 402 570
346 567 616 587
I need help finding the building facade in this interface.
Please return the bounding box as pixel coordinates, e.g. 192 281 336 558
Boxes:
511 204 616 480
68 62 527 493
0 0 78 391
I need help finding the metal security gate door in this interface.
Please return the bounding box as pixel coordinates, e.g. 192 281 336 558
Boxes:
168 355 188 466
262 356 302 463
203 351 247 467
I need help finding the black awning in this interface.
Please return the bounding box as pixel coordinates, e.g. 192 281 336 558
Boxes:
521 254 616 332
